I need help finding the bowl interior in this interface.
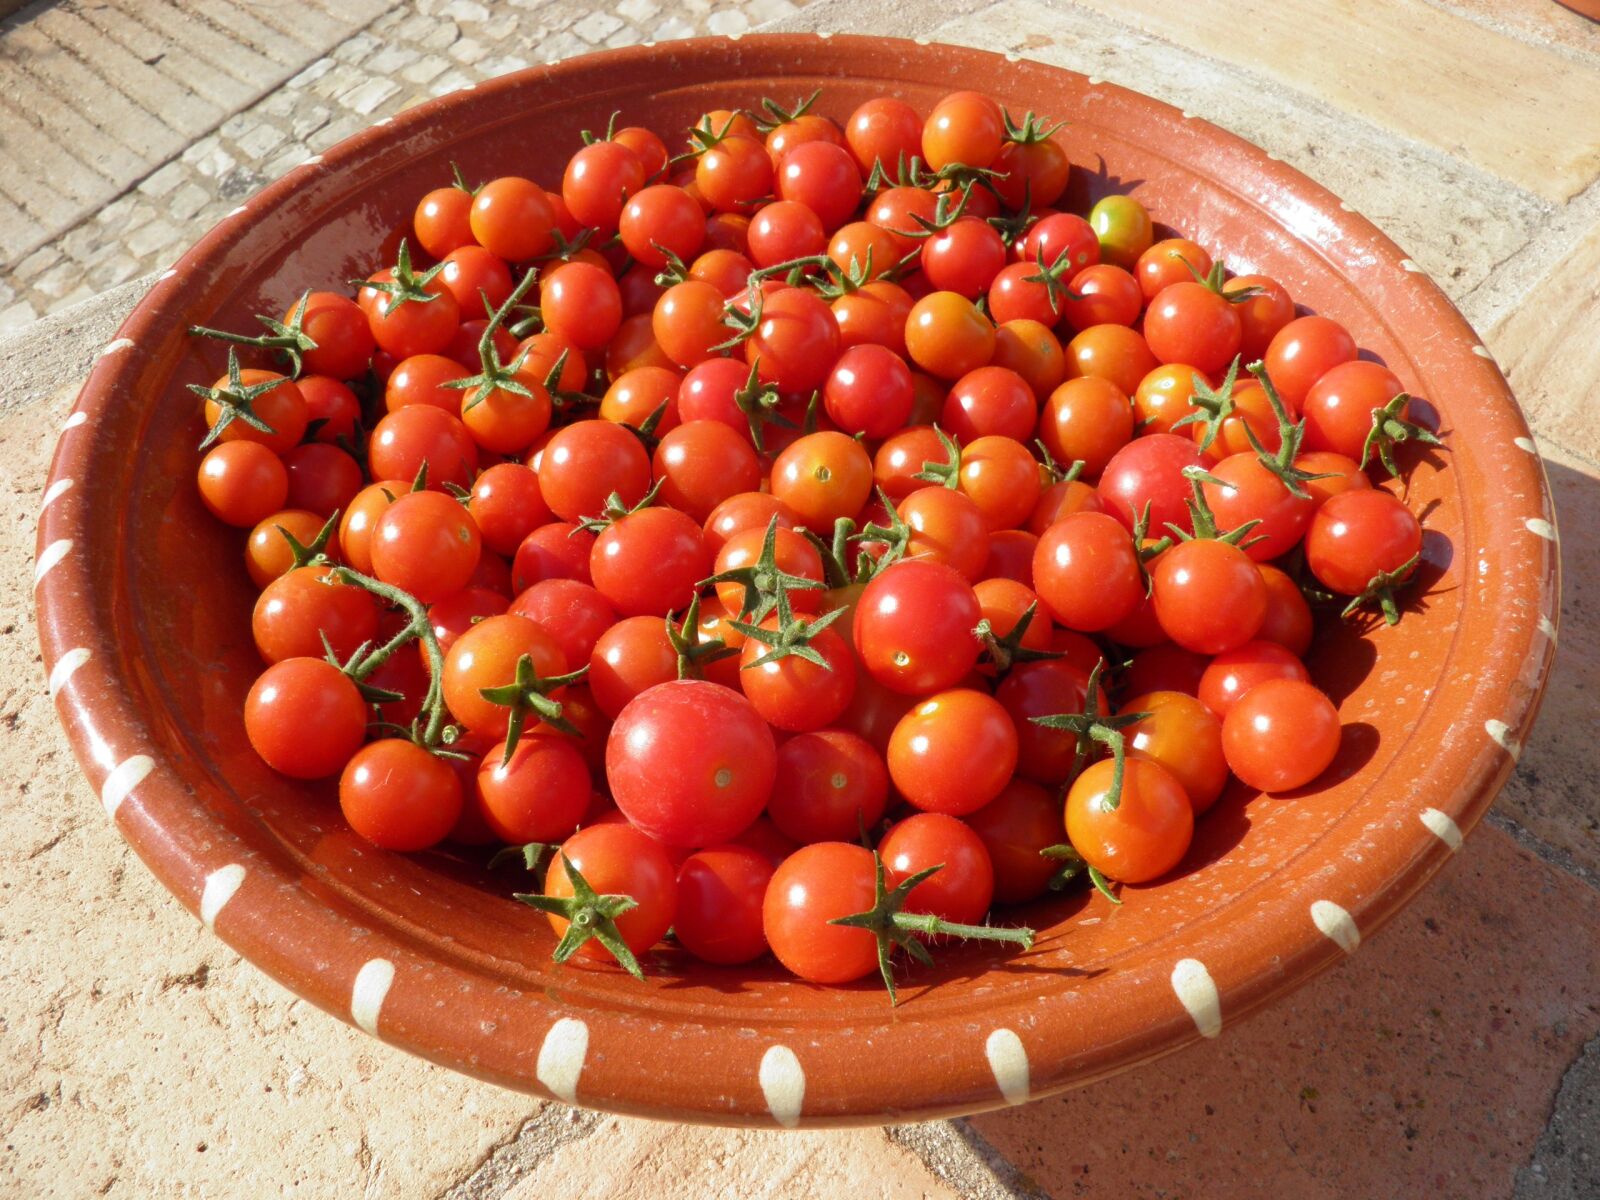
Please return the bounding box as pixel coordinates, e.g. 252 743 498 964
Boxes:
44 35 1556 1125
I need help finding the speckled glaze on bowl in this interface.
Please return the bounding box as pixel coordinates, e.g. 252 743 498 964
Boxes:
35 35 1559 1127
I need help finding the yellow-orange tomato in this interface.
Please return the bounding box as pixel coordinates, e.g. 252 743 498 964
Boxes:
921 91 1005 171
770 431 874 529
1038 376 1136 478
992 318 1066 401
905 291 995 380
1133 363 1206 435
1119 691 1229 815
1064 324 1158 399
1065 757 1193 884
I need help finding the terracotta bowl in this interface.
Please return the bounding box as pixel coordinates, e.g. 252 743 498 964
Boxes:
35 35 1559 1127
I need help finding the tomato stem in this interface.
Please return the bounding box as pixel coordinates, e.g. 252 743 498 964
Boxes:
188 290 319 379
828 851 1036 1005
188 348 292 449
1360 392 1445 477
514 859 644 980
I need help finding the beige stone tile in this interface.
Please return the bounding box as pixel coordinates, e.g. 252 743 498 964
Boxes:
1488 216 1600 462
1064 0 1600 202
1437 0 1600 65
499 1120 962 1200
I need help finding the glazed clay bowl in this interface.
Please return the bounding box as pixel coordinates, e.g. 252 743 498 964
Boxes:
35 35 1559 1127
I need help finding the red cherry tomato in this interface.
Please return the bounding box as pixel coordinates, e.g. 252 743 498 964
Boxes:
675 846 774 965
245 658 367 779
887 689 1017 816
340 739 463 852
853 560 982 694
1221 678 1341 793
1065 757 1193 884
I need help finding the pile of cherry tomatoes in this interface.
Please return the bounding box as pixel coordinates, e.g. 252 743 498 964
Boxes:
191 86 1439 999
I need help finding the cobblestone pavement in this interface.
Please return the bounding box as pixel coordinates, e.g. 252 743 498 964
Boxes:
0 0 806 333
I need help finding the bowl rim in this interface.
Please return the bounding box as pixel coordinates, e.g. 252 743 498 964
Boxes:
34 32 1561 1127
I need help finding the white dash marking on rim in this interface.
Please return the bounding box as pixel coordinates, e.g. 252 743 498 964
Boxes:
101 754 154 818
47 647 91 699
227 205 248 218
814 30 832 38
535 1017 589 1103
727 30 743 40
1004 51 1020 62
1399 259 1421 273
159 268 178 281
1087 74 1104 85
759 1045 805 1128
1471 344 1494 360
1338 200 1354 212
200 864 246 931
1180 109 1195 119
1420 807 1463 852
1310 900 1360 953
351 958 395 1036
98 337 134 358
374 116 393 126
913 35 931 45
1513 436 1537 454
1538 614 1557 644
61 410 87 431
34 538 72 584
1171 959 1221 1038
985 1028 1030 1104
1485 718 1522 760
303 154 323 166
41 478 73 510
1525 517 1556 542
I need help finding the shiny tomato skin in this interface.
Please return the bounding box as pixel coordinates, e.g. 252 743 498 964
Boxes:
738 620 857 733
251 566 378 665
942 364 1036 443
674 846 774 965
475 733 591 844
745 286 840 394
1038 376 1134 477
201 369 306 456
1150 538 1268 655
770 431 874 529
900 486 990 582
1302 360 1409 461
1304 488 1422 596
1262 315 1358 411
1198 639 1311 718
513 523 595 590
1088 194 1154 269
468 176 555 261
1121 643 1208 700
545 824 678 962
963 777 1064 904
905 291 995 380
510 578 618 667
703 491 799 555
1225 274 1296 362
653 420 763 523
1032 511 1143 632
590 507 711 617
1221 678 1341 793
852 559 982 694
197 441 288 528
1135 238 1211 302
368 405 479 492
1199 451 1314 563
1063 323 1158 399
339 739 464 852
1143 281 1243 376
880 812 995 927
846 96 922 175
1065 757 1193 884
538 420 653 523
823 343 915 438
440 614 568 738
288 292 376 381
873 427 949 502
245 658 367 780
1120 690 1228 814
995 658 1091 786
767 730 889 844
1255 564 1316 657
1096 433 1205 536
606 679 777 848
1058 263 1143 332
922 91 1005 170
763 842 880 984
958 436 1043 532
887 688 1018 816
370 490 482 604
470 463 551 558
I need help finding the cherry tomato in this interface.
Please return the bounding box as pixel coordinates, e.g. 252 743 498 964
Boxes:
1302 360 1409 461
957 435 1043 531
198 441 288 528
1150 537 1267 655
297 374 362 444
601 366 682 436
1120 643 1208 700
509 578 617 667
414 185 473 258
607 679 777 847
1064 323 1158 398
427 586 509 655
1033 511 1143 632
1096 433 1204 536
1065 757 1193 884
712 524 824 616
739 616 856 732
541 260 622 351
1198 451 1313 562
340 739 463 852
967 778 1063 903
368 405 479 491
745 286 840 394
943 364 1035 443
470 462 551 558
245 658 367 779
764 730 887 845
1143 281 1243 375
703 491 799 555
1255 564 1315 657
777 140 862 231
993 132 1070 209
824 343 915 438
544 824 678 963
201 369 306 456
561 141 645 232
1120 690 1227 814
245 509 335 588
770 431 873 528
251 565 378 664
763 842 880 984
539 419 652 523
1296 450 1371 511
874 426 949 502
696 134 774 213
468 176 555 261
513 523 595 590
1038 376 1135 477
867 185 940 258
386 353 470 413
619 184 706 269
475 732 591 843
888 688 1017 815
845 96 922 175
922 91 1004 170
1087 194 1153 269
923 217 1007 298
651 280 728 369
1221 678 1341 793
441 613 568 738
437 244 514 314
370 490 482 604
591 506 711 617
1135 238 1211 302
674 846 774 965
906 291 995 380
1304 488 1422 597
1225 274 1295 361
995 658 1090 785
881 812 995 927
1028 478 1106 534
982 528 1039 585
1058 263 1143 331
1133 363 1204 435
854 559 981 693
653 420 763 523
